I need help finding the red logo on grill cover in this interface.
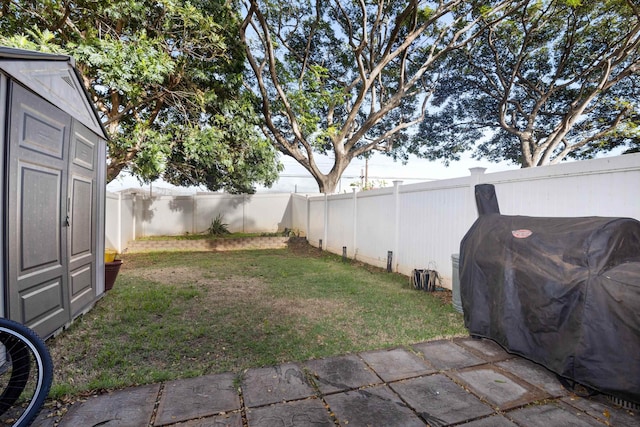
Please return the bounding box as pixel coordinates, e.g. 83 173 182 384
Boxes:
512 229 533 239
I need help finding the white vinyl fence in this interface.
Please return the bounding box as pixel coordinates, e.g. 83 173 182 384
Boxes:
293 153 640 288
106 153 640 288
105 192 293 253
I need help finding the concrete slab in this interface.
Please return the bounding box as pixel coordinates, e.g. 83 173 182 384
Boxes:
457 414 518 426
31 409 57 427
324 385 425 427
241 363 315 407
447 365 548 410
454 337 512 363
497 358 568 397
57 383 160 427
562 395 639 427
155 373 241 426
507 402 603 426
304 354 381 394
171 413 243 427
359 347 435 382
245 398 334 427
390 373 494 425
413 340 485 370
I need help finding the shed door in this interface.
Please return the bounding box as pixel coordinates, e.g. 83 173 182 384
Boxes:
7 83 71 337
68 121 98 317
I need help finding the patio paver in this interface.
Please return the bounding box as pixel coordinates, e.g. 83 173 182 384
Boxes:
562 395 640 427
324 385 425 427
359 347 435 382
457 415 519 426
304 354 381 394
170 413 242 427
455 337 513 362
447 365 548 410
413 340 485 370
497 357 568 397
241 363 315 407
57 383 160 427
507 402 604 426
245 398 334 427
155 373 240 426
390 373 494 425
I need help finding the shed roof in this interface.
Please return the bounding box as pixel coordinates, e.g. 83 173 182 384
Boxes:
0 46 107 138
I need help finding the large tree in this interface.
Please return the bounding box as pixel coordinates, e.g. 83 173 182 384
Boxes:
0 0 281 193
241 0 522 193
412 0 640 167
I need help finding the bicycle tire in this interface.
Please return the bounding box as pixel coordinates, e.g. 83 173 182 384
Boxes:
0 318 53 427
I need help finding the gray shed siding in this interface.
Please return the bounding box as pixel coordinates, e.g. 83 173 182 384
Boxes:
1 47 107 338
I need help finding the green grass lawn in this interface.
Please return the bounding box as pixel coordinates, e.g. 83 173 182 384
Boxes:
47 244 466 399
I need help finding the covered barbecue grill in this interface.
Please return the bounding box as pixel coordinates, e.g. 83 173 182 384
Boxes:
460 184 640 404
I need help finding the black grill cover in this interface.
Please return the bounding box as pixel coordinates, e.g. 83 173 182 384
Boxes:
460 213 640 404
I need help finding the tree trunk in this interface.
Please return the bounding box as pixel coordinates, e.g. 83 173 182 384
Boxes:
313 167 346 194
106 163 127 184
315 175 340 194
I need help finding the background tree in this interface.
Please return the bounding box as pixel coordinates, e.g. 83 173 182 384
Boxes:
0 0 282 193
241 0 522 193
412 0 640 167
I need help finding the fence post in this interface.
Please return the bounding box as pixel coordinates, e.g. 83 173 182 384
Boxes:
131 192 137 240
352 188 357 258
306 195 311 240
392 180 403 272
323 193 329 251
243 194 247 233
117 192 122 253
192 194 197 234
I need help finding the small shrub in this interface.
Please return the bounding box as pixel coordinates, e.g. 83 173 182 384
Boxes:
208 213 230 235
282 228 299 237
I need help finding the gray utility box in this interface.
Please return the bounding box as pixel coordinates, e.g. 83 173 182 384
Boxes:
451 254 462 313
0 46 108 338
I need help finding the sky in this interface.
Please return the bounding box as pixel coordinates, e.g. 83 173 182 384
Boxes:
106 151 519 195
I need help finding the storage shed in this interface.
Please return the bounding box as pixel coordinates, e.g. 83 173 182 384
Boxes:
0 46 107 338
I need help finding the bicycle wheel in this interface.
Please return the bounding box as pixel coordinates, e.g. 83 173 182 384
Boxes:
0 318 53 427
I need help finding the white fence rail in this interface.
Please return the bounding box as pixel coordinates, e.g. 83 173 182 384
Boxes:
106 153 640 289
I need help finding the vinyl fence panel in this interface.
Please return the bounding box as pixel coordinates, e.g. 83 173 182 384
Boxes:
354 188 396 269
104 192 120 251
308 196 327 248
397 178 472 279
136 195 194 237
242 193 293 233
325 192 356 256
486 154 640 218
291 194 309 236
105 192 134 253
